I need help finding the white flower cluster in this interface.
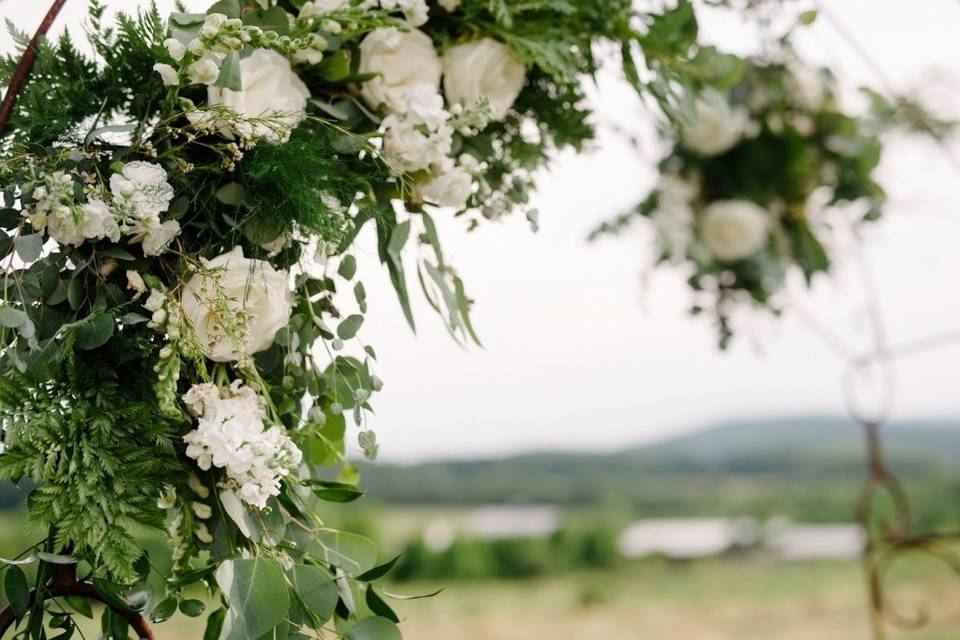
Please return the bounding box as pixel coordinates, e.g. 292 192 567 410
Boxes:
381 84 454 172
357 26 527 211
300 0 430 25
26 162 179 256
183 381 302 509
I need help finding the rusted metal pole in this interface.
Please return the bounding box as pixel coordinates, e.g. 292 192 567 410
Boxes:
0 563 155 639
0 0 70 137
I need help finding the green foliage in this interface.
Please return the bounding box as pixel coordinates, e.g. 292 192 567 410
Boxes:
0 4 166 147
0 354 180 580
238 124 387 246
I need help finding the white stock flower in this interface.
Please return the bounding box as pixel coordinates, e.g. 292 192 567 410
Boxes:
128 218 181 256
164 38 186 61
680 89 754 156
110 161 175 220
153 63 180 86
379 0 429 25
126 270 147 295
78 198 120 242
382 113 452 171
651 176 698 260
442 39 526 121
183 381 302 509
418 166 473 209
380 85 453 171
358 28 441 112
207 49 310 142
439 0 462 10
187 56 221 85
299 0 347 15
786 63 828 111
700 200 770 262
180 246 293 362
44 198 119 247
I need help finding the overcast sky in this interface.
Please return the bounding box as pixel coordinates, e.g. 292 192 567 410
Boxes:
2 1 959 462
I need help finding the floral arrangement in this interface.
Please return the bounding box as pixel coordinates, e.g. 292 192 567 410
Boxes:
0 0 712 637
591 57 888 346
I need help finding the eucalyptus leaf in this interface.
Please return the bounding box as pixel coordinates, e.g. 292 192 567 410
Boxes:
14 234 43 262
220 489 261 541
3 565 29 620
215 52 243 92
216 181 247 207
215 558 290 640
345 617 402 640
0 306 28 328
286 564 337 621
74 312 114 350
315 530 377 575
336 314 364 340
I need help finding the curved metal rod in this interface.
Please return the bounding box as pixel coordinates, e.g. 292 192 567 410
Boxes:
0 564 155 639
0 0 70 138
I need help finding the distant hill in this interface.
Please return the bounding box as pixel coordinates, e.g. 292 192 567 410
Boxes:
357 416 960 525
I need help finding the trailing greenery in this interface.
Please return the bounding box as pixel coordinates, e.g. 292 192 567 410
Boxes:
0 355 180 579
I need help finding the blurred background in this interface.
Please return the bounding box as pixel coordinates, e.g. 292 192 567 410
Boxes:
3 1 960 638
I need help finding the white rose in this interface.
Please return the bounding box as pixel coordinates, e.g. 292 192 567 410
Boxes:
700 200 770 262
442 39 526 121
358 28 441 112
153 63 180 87
418 167 473 209
187 55 221 85
181 246 293 362
680 89 754 156
165 38 186 61
207 49 310 142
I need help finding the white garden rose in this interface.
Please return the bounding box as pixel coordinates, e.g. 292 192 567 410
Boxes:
700 200 770 262
358 28 441 112
181 246 293 362
680 89 754 156
442 38 526 121
417 167 473 209
207 49 310 142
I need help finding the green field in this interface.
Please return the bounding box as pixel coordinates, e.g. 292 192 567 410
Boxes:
27 559 960 640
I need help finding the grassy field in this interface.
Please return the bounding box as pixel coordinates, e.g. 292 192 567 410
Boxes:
4 511 960 639
35 558 960 640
